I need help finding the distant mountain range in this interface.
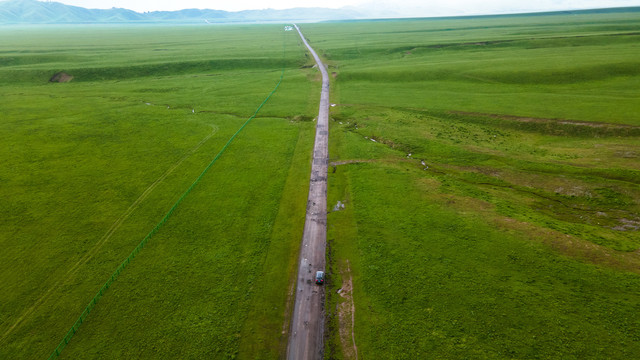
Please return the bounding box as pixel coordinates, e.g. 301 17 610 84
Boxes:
0 0 364 23
1 0 639 24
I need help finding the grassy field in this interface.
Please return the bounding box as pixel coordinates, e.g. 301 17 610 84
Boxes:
299 12 640 359
3 11 640 360
0 25 320 359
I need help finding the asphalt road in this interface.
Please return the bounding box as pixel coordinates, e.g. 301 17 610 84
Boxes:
287 24 330 360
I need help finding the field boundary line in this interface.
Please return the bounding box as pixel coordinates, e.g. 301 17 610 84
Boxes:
0 124 218 343
46 46 287 360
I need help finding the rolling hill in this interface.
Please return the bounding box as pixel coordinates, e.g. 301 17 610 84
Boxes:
1 0 639 24
0 0 363 23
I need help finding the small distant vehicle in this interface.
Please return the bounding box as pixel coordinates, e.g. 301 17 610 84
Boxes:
315 271 325 285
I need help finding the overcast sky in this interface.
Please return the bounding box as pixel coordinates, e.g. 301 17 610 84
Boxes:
49 0 640 15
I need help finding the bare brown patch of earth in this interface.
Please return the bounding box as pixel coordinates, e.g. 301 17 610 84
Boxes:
49 72 73 83
451 111 640 129
337 260 358 360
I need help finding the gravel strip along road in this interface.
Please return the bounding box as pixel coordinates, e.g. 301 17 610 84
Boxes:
287 24 330 360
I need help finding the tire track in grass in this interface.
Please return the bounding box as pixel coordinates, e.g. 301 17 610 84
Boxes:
341 260 358 360
0 123 218 343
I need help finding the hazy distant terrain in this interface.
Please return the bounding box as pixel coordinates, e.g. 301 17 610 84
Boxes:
1 0 639 24
0 0 362 23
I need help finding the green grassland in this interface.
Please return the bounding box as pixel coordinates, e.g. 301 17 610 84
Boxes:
0 25 318 359
3 12 640 360
299 12 640 359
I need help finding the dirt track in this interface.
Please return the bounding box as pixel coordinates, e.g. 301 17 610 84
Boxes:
287 24 330 360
